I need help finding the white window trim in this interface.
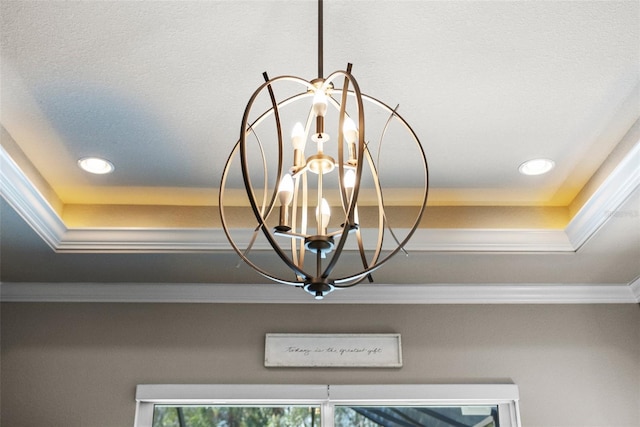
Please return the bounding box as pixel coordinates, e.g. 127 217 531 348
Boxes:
135 384 521 427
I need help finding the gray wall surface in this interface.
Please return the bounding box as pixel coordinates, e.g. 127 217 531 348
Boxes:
1 303 639 427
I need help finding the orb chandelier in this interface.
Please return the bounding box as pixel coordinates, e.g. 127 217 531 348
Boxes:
219 0 428 299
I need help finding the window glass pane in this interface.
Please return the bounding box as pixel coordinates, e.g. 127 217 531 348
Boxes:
335 405 499 427
153 405 321 427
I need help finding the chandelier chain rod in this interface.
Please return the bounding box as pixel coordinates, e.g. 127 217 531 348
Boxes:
318 0 323 79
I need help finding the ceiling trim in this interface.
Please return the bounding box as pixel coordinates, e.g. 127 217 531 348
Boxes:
1 282 637 304
1 141 638 254
565 141 640 249
53 227 574 253
0 145 65 251
630 276 640 302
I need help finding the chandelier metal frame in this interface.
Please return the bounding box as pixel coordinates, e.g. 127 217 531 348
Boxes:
219 0 429 299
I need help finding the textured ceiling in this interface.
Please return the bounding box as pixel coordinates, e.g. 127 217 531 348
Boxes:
0 0 638 301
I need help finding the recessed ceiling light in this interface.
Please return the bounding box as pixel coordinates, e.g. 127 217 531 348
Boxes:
518 158 555 176
78 157 115 174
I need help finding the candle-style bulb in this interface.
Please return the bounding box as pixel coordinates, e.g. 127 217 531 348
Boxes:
344 169 356 189
278 174 294 206
291 122 305 150
312 90 328 117
316 198 331 232
343 117 358 145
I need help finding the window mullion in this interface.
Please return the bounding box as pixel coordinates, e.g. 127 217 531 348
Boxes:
321 399 334 427
133 402 154 427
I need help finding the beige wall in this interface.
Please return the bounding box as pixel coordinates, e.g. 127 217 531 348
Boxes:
1 303 638 427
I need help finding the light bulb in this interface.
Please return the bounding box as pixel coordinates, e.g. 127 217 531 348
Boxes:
312 90 328 117
518 159 555 176
278 174 294 206
78 157 114 174
291 122 305 150
316 198 331 231
344 169 356 189
343 117 358 144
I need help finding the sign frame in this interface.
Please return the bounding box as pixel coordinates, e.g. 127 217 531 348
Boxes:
264 333 403 368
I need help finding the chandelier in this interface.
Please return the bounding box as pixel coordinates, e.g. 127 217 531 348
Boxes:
219 0 428 299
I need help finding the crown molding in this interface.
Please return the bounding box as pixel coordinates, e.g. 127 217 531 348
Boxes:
630 276 640 303
0 145 64 250
565 141 640 249
51 227 574 253
1 138 638 253
1 282 637 304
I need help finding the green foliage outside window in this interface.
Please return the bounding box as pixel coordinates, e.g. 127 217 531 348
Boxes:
153 406 319 427
153 405 497 427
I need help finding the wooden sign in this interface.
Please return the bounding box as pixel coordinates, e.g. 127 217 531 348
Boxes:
265 333 402 368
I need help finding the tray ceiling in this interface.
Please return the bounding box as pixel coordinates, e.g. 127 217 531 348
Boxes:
1 0 638 302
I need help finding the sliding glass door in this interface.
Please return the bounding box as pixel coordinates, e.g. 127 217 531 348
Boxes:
135 384 520 427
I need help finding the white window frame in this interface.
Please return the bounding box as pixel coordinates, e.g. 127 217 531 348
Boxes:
135 384 521 427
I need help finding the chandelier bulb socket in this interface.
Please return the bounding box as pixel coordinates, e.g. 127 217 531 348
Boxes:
310 78 325 89
340 222 359 232
348 142 357 162
316 116 325 135
293 149 303 167
274 224 292 233
311 132 330 152
304 235 335 255
278 206 290 231
306 153 335 174
304 277 335 299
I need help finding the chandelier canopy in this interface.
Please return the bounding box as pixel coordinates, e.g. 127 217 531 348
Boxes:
219 1 428 299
